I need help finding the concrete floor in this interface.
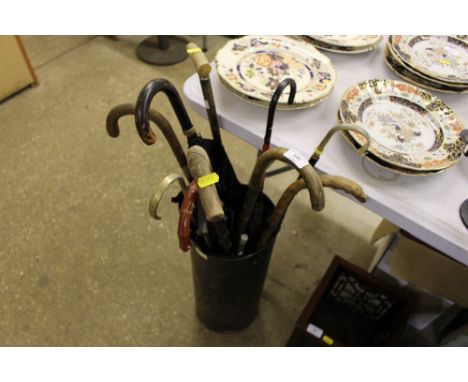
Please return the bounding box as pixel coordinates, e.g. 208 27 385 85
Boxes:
0 36 382 346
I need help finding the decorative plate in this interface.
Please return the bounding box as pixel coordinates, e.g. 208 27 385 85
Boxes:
215 35 336 105
337 112 446 176
305 38 380 54
385 44 468 94
391 35 468 84
307 35 382 48
218 75 328 110
339 79 466 171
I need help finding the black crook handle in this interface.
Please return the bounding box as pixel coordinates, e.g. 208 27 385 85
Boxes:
262 78 297 152
135 78 194 142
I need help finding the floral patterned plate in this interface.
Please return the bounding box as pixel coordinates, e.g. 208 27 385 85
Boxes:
391 35 468 84
307 35 382 49
385 44 468 94
218 75 328 110
304 37 380 54
339 79 466 172
215 35 336 106
336 111 445 176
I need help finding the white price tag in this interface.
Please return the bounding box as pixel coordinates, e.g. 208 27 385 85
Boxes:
283 149 308 169
306 323 323 338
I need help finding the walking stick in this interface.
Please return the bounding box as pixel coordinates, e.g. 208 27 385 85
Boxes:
187 145 232 254
262 78 296 153
186 42 222 149
308 124 371 166
106 102 190 179
235 147 325 250
178 181 198 251
148 173 187 220
256 175 367 249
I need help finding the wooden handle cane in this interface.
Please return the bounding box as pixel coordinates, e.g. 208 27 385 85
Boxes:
256 175 367 249
187 145 232 254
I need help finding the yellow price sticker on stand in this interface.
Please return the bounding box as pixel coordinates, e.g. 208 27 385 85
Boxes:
197 173 219 189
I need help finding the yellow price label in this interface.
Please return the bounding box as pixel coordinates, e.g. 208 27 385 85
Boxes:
322 335 334 346
439 58 451 66
187 47 202 55
197 173 219 189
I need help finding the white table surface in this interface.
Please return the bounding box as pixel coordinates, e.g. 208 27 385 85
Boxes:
183 38 468 266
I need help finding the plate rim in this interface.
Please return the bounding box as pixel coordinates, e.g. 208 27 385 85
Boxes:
391 35 468 85
306 35 383 49
338 79 465 171
385 44 468 94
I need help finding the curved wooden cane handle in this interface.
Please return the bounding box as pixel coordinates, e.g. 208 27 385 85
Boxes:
187 145 224 222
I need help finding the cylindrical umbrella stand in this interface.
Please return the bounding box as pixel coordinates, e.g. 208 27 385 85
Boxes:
190 236 277 331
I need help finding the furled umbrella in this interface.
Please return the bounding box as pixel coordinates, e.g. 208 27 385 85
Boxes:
185 43 245 225
135 77 244 251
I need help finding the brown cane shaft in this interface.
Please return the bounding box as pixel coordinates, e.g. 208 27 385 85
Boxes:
235 147 325 248
256 174 367 249
178 181 198 252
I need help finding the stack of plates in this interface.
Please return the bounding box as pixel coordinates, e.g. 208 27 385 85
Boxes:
215 35 336 110
338 79 466 176
305 35 382 54
386 36 468 94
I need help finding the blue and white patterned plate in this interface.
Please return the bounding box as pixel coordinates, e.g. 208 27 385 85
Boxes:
215 35 336 107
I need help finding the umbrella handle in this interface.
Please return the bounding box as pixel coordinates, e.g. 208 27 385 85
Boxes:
186 42 211 78
186 42 223 148
309 123 371 166
235 147 325 249
256 174 367 250
178 181 198 251
149 173 187 220
135 78 201 146
263 78 297 152
106 103 190 179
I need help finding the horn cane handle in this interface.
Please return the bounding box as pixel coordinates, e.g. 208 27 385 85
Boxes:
186 42 211 78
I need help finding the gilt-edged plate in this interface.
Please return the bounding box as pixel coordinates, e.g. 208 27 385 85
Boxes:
218 75 328 110
307 35 382 49
305 37 380 54
453 35 468 42
391 35 468 85
336 111 446 176
339 79 466 172
215 35 336 107
385 44 468 94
